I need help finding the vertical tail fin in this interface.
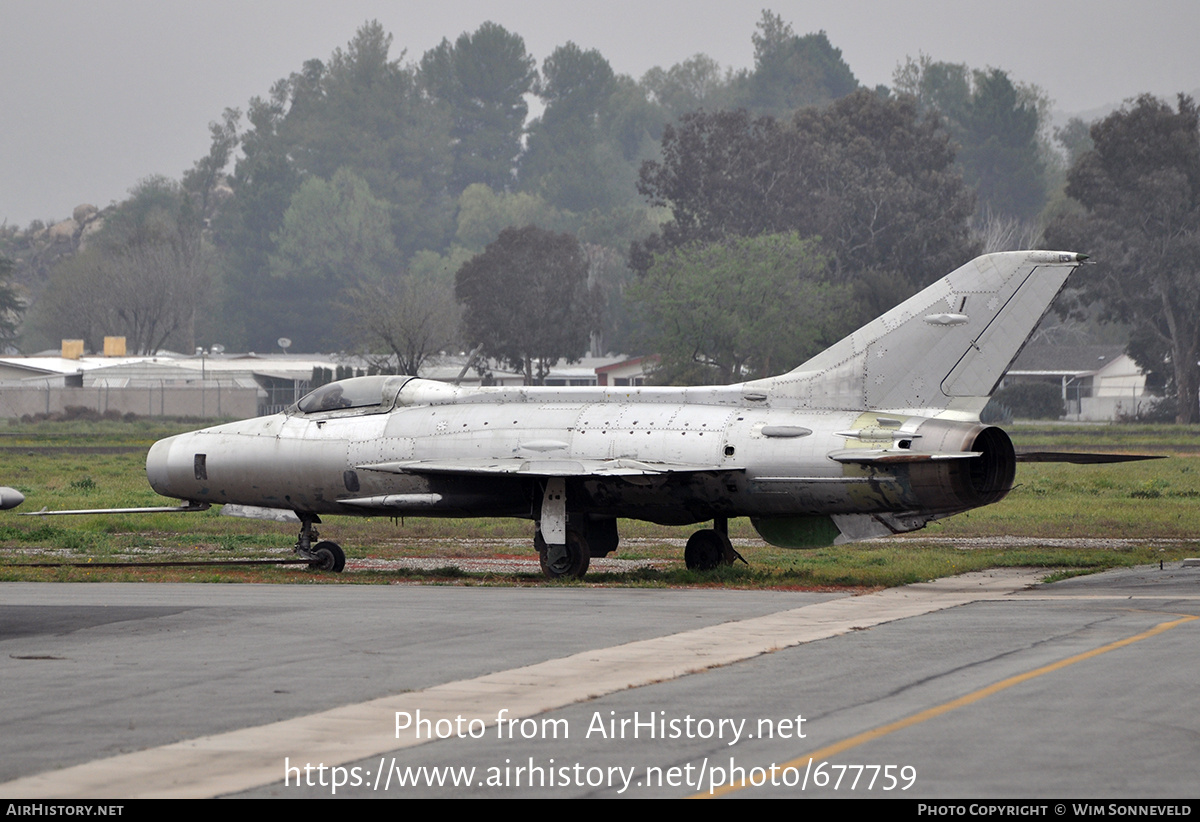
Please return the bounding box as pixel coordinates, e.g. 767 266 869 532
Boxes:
748 251 1087 415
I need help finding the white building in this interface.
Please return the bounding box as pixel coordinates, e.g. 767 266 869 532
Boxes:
1002 344 1153 421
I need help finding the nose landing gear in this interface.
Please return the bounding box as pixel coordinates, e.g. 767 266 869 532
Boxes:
295 514 346 573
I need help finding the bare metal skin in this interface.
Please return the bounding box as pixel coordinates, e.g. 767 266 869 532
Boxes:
65 252 1095 577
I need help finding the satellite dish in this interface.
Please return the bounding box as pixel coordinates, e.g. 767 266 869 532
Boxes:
211 344 225 355
277 337 292 351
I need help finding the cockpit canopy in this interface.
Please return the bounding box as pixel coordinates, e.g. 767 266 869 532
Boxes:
292 375 473 416
294 375 411 415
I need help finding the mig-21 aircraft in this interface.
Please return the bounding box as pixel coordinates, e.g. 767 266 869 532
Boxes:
34 250 1137 578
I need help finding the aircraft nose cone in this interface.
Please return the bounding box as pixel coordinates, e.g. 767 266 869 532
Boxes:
146 436 177 497
0 486 24 510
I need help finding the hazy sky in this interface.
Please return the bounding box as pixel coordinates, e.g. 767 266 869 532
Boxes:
3 0 1199 226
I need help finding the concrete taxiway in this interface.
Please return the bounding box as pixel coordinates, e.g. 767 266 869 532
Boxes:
1 564 1197 798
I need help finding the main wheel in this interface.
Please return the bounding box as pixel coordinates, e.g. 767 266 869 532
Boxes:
684 530 723 571
536 530 590 579
309 540 346 573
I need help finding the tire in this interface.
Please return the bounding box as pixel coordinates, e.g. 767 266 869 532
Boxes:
309 540 346 573
684 530 723 571
537 530 590 579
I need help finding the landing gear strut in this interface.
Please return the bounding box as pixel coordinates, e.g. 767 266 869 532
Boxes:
684 517 745 571
295 514 346 573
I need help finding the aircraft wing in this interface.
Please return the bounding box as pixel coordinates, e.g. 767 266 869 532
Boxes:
357 458 739 477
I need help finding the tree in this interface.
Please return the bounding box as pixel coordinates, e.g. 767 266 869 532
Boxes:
957 69 1047 221
634 109 789 253
342 272 459 376
455 226 601 384
0 256 25 350
212 83 303 350
33 178 211 354
629 233 852 384
520 43 640 212
1045 94 1200 423
640 54 735 121
90 177 209 355
191 21 466 350
270 167 398 286
892 54 971 120
419 22 537 194
452 183 567 252
268 168 401 351
894 57 1050 221
791 91 977 291
277 22 454 256
1055 116 1094 168
536 42 617 124
634 92 978 316
181 108 240 224
743 11 858 115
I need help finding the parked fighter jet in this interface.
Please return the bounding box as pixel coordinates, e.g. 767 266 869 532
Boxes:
34 250 1129 578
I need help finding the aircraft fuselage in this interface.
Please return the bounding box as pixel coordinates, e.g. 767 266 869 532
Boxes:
147 380 1012 529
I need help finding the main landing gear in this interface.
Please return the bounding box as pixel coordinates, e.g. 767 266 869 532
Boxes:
295 514 346 573
533 480 746 578
535 478 590 580
684 517 745 571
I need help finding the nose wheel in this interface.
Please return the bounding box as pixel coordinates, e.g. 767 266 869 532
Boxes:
295 514 346 573
309 540 346 572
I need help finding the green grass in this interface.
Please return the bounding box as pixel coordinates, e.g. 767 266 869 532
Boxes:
1 420 1197 588
930 457 1200 538
1005 421 1200 450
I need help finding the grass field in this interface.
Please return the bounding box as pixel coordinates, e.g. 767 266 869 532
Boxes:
1 418 1196 588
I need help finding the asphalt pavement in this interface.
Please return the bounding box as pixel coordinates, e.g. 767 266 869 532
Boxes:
1 564 1196 799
